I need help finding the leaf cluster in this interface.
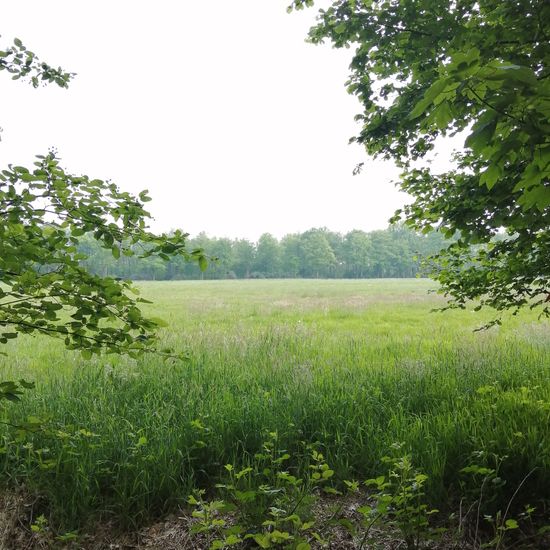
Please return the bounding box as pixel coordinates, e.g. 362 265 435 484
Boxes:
294 0 550 318
0 37 74 88
0 152 207 360
188 433 332 549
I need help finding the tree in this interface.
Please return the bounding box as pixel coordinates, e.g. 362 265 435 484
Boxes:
290 0 550 321
317 227 345 277
342 229 371 278
210 238 234 278
386 225 418 278
367 230 394 278
300 229 337 278
254 233 282 277
0 37 206 402
280 234 303 278
232 239 256 278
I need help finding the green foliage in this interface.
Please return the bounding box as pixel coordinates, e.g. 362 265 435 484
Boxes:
0 379 34 404
188 433 329 549
291 0 550 320
360 448 440 550
254 234 283 278
30 514 48 534
458 451 548 549
0 34 207 399
0 152 206 362
78 225 450 281
0 36 74 88
299 230 337 278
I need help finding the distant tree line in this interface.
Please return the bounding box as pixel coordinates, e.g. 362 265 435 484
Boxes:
78 225 452 280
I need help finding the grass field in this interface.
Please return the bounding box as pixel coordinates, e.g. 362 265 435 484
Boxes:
1 279 549 546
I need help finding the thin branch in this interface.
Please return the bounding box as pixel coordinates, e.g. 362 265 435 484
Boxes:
466 84 523 125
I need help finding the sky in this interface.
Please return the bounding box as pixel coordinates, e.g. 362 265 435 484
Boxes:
2 1 427 241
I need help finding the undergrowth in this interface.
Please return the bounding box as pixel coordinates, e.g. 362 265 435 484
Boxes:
0 280 548 547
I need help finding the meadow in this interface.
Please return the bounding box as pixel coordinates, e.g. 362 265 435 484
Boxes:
1 279 549 547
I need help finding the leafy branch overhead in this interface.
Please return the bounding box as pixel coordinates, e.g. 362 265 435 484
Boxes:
0 36 208 387
0 37 74 88
291 0 550 321
0 153 208 360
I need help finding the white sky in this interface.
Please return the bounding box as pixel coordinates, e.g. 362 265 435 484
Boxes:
2 1 422 241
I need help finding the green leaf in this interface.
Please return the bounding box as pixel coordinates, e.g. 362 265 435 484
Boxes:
18 379 35 389
520 185 550 211
464 119 496 154
486 64 538 86
480 164 501 189
334 22 347 34
409 79 449 120
433 101 453 129
505 519 519 530
251 534 271 548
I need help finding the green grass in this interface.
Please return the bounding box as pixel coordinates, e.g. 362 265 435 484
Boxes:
1 279 549 533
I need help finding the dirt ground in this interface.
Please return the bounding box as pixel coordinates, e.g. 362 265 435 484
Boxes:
1 489 545 550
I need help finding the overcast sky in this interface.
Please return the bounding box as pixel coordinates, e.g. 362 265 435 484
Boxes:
2 1 414 241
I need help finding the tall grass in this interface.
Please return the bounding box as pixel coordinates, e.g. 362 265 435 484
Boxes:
1 279 549 531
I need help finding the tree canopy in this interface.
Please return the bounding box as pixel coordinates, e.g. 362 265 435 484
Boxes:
0 37 205 402
290 0 550 321
77 225 450 280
